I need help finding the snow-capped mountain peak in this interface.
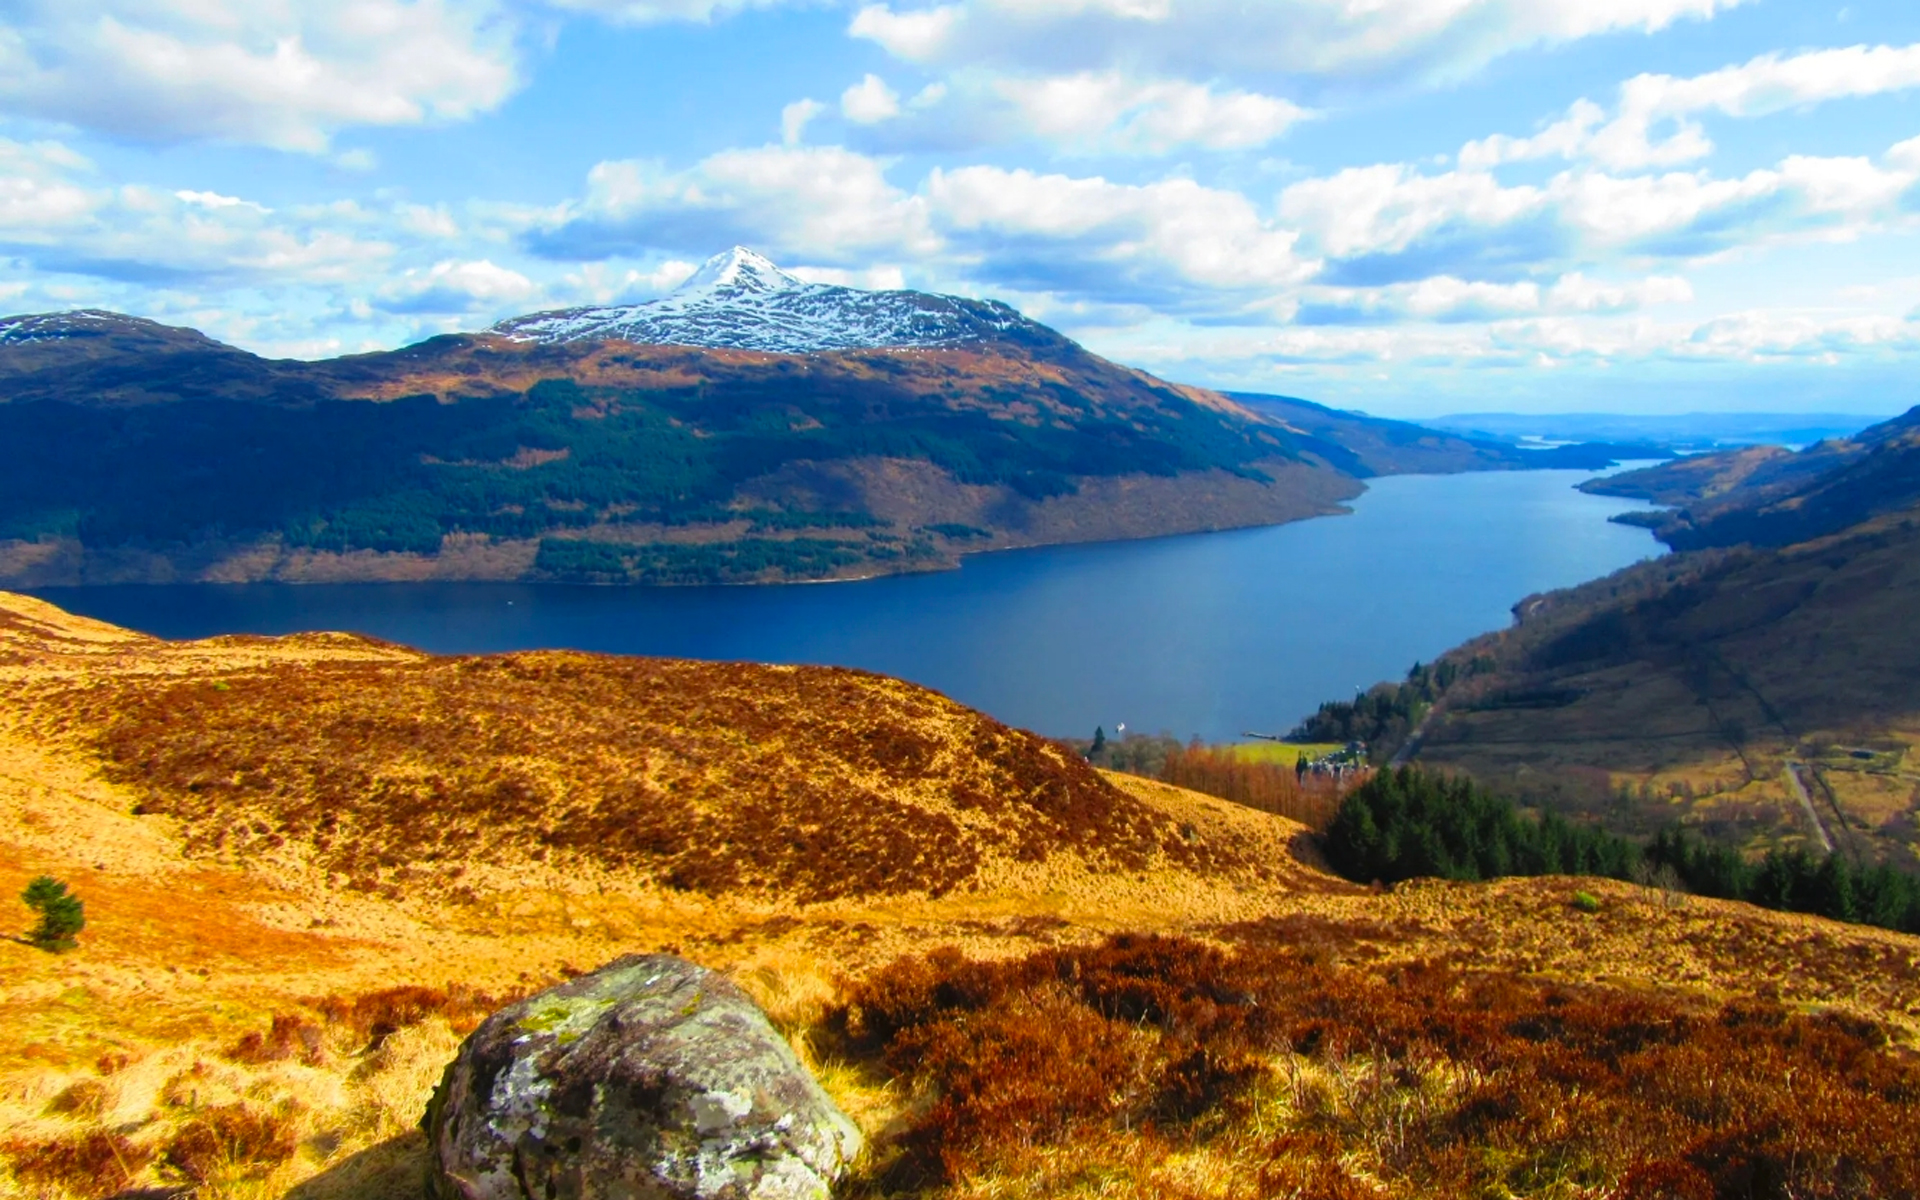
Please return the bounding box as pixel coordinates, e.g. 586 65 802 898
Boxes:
488 249 1059 355
673 246 805 297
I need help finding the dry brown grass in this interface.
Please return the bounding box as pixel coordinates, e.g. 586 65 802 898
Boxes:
31 637 1249 905
1161 744 1355 828
829 935 1920 1199
3 592 1920 1200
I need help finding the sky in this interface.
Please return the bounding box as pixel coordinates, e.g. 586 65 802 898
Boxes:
4 1 1920 417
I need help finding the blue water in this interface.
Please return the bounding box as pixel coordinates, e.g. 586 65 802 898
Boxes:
29 470 1661 742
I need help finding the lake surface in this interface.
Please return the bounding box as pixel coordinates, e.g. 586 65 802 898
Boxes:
30 469 1661 742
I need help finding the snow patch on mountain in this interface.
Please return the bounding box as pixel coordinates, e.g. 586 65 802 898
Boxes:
490 247 1056 354
0 310 194 346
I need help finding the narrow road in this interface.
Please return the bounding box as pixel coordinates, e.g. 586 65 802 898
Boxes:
1388 705 1442 769
1785 762 1834 853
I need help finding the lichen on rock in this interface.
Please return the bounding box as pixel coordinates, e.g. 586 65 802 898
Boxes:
424 954 862 1200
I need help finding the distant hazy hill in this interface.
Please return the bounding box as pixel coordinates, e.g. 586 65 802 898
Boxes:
1586 407 1920 549
1428 410 1887 450
1231 392 1668 474
0 249 1576 588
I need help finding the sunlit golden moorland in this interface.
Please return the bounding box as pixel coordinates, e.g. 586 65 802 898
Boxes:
3 591 1919 1199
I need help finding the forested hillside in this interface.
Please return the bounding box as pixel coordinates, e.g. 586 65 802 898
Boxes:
0 309 1660 587
0 312 1367 585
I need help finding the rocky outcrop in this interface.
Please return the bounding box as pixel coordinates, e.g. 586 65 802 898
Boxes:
423 955 862 1200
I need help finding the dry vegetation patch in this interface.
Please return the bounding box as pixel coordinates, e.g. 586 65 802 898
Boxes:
23 640 1245 904
829 934 1920 1199
5 593 1920 1200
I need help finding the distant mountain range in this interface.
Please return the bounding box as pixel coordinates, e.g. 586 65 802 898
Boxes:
1425 410 1888 450
1583 407 1920 550
0 248 1639 588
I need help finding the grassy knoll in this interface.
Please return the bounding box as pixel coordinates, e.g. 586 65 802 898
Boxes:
1227 741 1341 766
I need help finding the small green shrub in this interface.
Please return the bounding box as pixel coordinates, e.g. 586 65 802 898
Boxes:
23 875 85 952
1572 890 1602 914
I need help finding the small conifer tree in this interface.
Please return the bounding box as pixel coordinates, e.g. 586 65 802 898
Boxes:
22 875 84 952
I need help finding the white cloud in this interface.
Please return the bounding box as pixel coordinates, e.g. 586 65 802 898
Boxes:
781 98 825 145
1280 139 1920 277
848 4 962 61
1279 164 1545 260
1548 271 1693 312
928 165 1318 293
994 72 1310 153
175 190 272 214
1464 42 1920 171
0 140 99 231
841 74 903 124
0 0 519 153
1674 310 1920 360
851 0 1741 84
529 145 938 264
544 0 798 19
1293 271 1693 324
557 260 699 304
377 258 537 313
0 138 401 285
789 264 909 290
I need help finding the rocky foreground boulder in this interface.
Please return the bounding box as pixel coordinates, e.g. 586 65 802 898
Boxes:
423 955 862 1200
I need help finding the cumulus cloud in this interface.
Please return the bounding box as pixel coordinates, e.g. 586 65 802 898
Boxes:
928 165 1319 302
841 74 903 124
781 98 826 145
993 72 1309 153
376 258 537 313
0 0 520 153
1292 271 1692 325
1280 138 1920 287
524 145 938 264
525 145 1316 307
554 260 699 305
0 136 397 283
850 0 1741 84
1463 42 1920 171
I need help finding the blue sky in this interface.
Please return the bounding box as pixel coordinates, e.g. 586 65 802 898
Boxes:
5 1 1920 417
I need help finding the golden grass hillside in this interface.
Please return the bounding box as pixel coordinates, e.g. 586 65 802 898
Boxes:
3 591 1920 1200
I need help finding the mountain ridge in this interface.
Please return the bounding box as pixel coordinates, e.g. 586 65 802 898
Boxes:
0 251 1645 587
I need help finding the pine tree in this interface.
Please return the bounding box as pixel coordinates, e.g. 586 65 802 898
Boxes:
22 875 83 952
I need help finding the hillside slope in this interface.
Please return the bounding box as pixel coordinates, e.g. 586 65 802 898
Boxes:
4 592 1919 1200
1227 390 1655 474
0 591 1299 909
1395 503 1920 865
